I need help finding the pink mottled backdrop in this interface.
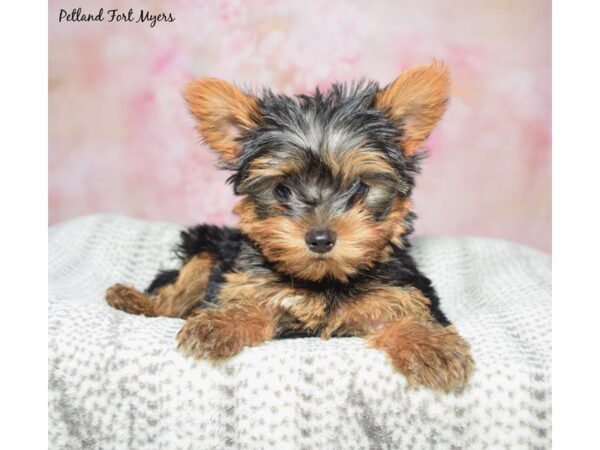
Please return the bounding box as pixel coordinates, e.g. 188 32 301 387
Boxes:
49 0 551 252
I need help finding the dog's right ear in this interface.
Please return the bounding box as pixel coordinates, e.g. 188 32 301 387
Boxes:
184 78 260 165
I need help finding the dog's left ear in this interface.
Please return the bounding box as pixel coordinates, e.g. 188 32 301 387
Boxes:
184 78 260 165
375 61 450 156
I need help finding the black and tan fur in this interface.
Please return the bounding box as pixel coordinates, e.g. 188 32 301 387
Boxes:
106 62 474 391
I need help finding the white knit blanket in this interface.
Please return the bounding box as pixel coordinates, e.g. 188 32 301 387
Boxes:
48 214 552 449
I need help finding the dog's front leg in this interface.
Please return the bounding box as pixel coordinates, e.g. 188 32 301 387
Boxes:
177 302 276 360
367 316 474 391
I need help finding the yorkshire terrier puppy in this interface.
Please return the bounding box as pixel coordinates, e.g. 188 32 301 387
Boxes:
107 62 474 391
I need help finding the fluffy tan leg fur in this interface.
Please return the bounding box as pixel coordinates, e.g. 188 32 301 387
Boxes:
105 253 213 319
177 303 276 360
368 317 474 391
106 284 157 317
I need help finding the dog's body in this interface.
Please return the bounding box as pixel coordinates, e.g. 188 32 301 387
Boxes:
107 62 474 390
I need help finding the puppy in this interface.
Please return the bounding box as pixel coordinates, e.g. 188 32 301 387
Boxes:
107 62 474 391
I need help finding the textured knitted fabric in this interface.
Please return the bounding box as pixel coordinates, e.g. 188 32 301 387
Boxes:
48 214 552 449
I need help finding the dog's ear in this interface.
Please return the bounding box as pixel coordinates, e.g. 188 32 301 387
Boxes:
375 61 450 156
184 78 260 164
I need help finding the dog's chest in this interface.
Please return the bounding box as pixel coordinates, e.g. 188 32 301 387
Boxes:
270 285 391 336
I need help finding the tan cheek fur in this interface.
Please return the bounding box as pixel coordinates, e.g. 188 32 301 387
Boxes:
235 196 412 282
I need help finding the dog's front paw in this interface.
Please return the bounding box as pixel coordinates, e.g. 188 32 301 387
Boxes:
369 318 474 391
177 306 274 360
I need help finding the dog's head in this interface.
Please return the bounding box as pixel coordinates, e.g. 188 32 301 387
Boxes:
185 62 450 282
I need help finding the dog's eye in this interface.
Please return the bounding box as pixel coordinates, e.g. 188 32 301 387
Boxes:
348 180 369 205
355 181 369 197
274 184 291 200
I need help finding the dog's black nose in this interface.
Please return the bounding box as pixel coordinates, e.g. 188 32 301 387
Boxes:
305 228 337 253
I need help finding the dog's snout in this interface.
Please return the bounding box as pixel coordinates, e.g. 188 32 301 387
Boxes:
305 228 337 254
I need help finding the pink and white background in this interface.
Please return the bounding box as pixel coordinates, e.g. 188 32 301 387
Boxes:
49 0 551 252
